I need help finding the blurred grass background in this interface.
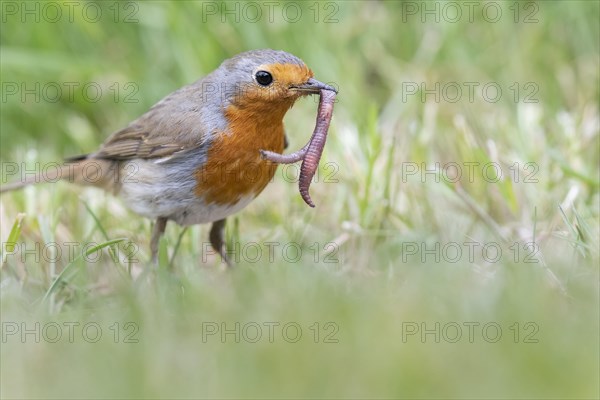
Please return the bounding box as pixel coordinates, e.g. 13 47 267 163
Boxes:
0 1 598 399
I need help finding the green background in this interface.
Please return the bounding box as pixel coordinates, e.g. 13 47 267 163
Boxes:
1 1 598 399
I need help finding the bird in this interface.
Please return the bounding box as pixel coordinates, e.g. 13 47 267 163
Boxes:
0 49 338 266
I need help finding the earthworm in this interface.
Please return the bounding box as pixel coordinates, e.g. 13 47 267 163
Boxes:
259 142 309 164
260 89 336 207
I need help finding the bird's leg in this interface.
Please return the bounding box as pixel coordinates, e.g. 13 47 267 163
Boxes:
209 218 232 267
150 217 167 264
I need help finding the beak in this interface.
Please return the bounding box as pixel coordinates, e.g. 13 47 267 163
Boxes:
291 78 337 94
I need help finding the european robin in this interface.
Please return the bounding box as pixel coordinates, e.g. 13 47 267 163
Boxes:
1 49 338 266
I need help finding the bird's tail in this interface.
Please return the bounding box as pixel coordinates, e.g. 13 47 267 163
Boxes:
1 158 120 194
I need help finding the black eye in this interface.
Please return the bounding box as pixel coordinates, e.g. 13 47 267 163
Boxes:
255 70 273 86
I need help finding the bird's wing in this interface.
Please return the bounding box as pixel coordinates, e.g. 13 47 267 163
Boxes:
93 123 201 161
91 84 224 162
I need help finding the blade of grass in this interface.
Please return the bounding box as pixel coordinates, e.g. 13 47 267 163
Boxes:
169 227 188 270
81 199 109 240
42 237 127 303
81 198 127 271
1 212 25 266
158 236 169 269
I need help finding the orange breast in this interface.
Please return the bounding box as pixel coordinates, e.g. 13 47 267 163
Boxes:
194 104 288 205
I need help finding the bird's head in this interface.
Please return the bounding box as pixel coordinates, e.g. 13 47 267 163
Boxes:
212 49 337 117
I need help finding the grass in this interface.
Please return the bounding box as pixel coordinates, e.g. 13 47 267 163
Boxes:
1 1 599 399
